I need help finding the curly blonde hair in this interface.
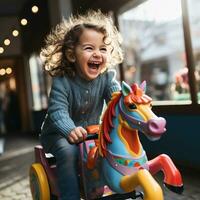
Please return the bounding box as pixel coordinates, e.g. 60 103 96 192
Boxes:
40 10 123 76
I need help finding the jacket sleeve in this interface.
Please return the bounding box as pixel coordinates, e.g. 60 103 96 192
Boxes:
103 69 121 103
47 76 76 137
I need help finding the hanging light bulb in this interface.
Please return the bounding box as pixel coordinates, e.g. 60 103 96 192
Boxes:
0 47 4 54
21 18 28 26
6 67 12 74
32 5 39 13
0 68 6 76
12 30 19 37
4 39 11 46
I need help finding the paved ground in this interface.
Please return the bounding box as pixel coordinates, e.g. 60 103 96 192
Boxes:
0 133 200 200
0 134 38 200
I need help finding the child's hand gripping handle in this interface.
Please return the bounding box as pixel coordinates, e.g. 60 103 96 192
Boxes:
77 125 99 144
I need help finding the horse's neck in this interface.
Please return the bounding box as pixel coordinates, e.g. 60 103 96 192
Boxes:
108 107 143 158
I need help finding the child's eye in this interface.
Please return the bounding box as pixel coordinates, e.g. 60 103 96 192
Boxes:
84 47 93 51
100 48 107 52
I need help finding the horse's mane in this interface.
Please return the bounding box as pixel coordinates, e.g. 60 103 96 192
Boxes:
99 83 152 157
99 92 121 156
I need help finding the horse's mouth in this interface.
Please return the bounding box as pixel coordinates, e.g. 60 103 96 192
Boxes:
145 135 162 141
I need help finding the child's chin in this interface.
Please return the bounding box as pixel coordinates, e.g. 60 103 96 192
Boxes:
87 75 98 80
86 72 100 80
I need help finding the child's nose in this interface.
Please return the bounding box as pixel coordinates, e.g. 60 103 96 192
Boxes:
93 50 101 57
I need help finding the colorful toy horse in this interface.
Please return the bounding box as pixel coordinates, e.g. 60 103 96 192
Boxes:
80 81 183 200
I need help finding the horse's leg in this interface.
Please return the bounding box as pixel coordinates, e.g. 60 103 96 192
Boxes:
148 154 184 194
120 169 163 200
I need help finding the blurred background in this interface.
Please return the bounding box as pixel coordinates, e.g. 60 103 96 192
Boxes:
0 0 200 199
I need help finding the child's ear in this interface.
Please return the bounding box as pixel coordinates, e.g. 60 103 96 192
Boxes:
65 50 76 63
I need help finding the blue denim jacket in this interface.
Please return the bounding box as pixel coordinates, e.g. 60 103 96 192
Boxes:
40 69 120 151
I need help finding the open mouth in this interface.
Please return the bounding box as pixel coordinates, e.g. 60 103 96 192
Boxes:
88 61 101 70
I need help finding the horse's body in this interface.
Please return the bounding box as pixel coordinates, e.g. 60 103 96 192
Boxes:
80 81 183 200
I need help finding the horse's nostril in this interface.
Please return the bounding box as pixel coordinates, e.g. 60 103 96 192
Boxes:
149 121 159 133
147 117 166 135
149 121 159 130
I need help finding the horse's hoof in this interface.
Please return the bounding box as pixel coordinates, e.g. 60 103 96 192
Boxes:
164 183 184 194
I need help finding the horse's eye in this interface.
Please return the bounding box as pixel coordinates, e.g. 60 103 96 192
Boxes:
128 104 137 110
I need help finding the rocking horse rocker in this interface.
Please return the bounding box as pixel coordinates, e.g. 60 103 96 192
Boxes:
30 81 184 200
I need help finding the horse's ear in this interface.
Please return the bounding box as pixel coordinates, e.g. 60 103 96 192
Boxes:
140 80 146 93
122 81 132 96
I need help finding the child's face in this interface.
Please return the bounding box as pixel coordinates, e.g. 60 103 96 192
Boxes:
73 29 109 81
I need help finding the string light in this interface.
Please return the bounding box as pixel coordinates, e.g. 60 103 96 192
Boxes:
32 5 39 13
0 68 6 76
4 39 11 46
0 5 40 50
6 67 12 74
12 30 19 37
0 47 4 54
21 18 28 26
0 67 12 76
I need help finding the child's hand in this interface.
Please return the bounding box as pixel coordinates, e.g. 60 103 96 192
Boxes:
67 126 87 144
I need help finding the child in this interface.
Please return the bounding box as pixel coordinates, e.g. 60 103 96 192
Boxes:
40 10 123 200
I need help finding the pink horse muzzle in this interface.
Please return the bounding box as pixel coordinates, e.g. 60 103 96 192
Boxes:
146 117 166 137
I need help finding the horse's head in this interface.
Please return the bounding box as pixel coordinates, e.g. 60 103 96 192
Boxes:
119 81 166 140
